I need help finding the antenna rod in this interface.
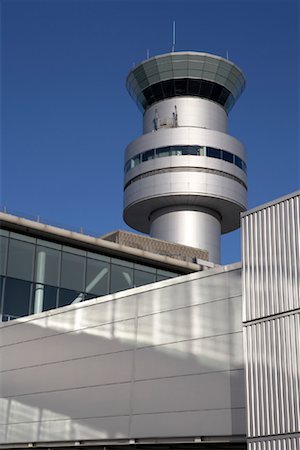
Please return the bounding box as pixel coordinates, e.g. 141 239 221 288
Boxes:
172 20 176 52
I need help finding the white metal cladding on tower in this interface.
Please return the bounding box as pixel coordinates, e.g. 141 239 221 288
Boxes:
123 52 247 263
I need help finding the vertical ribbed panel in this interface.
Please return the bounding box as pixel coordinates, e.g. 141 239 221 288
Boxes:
242 194 300 322
248 436 300 450
244 314 300 437
242 192 300 448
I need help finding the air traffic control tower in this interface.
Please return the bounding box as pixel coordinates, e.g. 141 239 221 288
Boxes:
123 52 247 263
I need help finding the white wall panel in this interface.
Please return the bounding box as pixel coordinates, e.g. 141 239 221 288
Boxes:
0 319 136 371
0 264 245 445
0 350 134 397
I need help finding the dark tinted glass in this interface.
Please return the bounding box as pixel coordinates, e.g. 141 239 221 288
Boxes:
170 146 183 155
182 146 198 155
187 79 200 96
0 236 8 276
235 155 244 169
157 147 170 157
211 83 223 102
134 270 156 287
143 86 156 105
61 252 85 291
59 288 84 307
0 276 3 314
207 147 221 159
156 269 178 282
31 284 58 313
2 277 31 320
151 83 164 99
142 149 154 162
35 246 60 286
86 258 110 297
110 264 133 294
141 78 232 109
7 239 35 281
124 160 131 173
218 88 230 106
174 79 187 95
200 80 213 98
162 79 174 97
222 150 234 163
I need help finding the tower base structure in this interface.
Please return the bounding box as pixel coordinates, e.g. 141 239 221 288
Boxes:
150 206 221 263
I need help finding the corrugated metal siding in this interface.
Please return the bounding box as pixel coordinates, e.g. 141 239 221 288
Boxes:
242 192 300 449
244 314 300 438
248 436 300 450
242 194 300 322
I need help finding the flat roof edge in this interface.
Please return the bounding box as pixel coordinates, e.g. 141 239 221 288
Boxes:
241 190 300 217
0 212 203 273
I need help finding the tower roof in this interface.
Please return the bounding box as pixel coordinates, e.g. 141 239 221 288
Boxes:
126 51 246 112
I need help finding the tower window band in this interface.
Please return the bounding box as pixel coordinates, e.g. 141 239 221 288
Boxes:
125 145 247 174
140 78 234 111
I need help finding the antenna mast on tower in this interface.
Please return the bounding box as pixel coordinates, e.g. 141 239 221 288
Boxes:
172 21 176 52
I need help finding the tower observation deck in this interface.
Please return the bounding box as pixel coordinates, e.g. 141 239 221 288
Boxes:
123 52 247 263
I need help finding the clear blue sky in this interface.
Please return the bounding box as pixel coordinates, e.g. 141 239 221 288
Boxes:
1 0 299 264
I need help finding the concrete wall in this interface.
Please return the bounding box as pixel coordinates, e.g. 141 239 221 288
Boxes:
242 191 300 450
0 264 245 446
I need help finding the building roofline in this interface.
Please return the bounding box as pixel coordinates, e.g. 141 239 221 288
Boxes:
241 190 300 217
0 212 210 273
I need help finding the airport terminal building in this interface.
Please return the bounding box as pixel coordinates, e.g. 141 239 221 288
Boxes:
0 50 299 450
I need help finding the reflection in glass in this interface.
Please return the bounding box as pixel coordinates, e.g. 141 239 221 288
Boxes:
61 252 85 291
2 277 31 319
7 239 35 281
207 147 221 159
35 246 60 287
0 236 8 276
59 288 84 307
111 264 133 293
134 270 156 287
86 258 110 297
126 145 246 174
223 150 234 163
32 284 57 313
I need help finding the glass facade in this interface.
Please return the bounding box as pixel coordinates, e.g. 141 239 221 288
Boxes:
141 78 234 111
0 229 179 322
125 145 247 174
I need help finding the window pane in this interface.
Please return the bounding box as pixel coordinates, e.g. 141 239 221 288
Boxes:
142 149 154 162
86 258 110 296
59 287 84 307
157 147 170 158
35 246 60 286
110 264 133 294
0 276 3 318
134 270 156 287
156 269 178 282
7 239 35 281
174 79 187 95
2 277 31 320
170 146 183 156
32 284 57 313
61 252 85 291
222 150 234 163
207 147 221 159
0 236 8 276
162 79 174 97
132 154 140 168
235 155 243 170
